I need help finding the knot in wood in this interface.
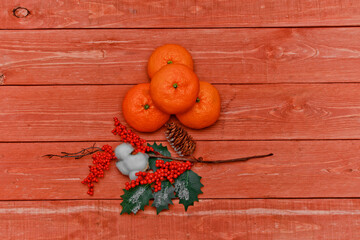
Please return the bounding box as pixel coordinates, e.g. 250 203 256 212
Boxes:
264 45 284 60
0 74 5 85
13 7 30 18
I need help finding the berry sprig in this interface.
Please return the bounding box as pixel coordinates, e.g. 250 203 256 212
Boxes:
124 160 192 192
112 117 154 154
81 144 116 195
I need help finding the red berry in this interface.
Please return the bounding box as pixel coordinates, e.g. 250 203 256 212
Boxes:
82 144 115 195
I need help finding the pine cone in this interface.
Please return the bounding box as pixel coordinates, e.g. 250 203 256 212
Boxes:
165 122 196 157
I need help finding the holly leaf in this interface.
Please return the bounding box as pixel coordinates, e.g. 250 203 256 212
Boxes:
147 142 171 171
152 180 175 214
120 184 153 215
174 170 204 211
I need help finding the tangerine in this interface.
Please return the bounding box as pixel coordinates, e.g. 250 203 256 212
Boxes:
150 64 199 114
176 81 220 129
147 44 194 78
122 83 170 132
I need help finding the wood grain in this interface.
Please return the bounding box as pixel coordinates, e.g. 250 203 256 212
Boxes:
2 0 360 29
1 199 360 239
1 84 360 142
1 140 360 200
2 28 360 85
1 0 359 237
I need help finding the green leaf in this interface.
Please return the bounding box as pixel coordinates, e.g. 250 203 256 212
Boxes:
152 180 175 214
147 142 171 171
120 184 153 215
174 170 204 211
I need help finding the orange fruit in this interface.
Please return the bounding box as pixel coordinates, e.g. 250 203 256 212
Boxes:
176 81 220 129
147 44 194 78
150 64 199 114
122 83 170 132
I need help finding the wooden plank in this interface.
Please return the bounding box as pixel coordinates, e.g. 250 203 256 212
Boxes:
1 84 360 141
2 0 360 29
2 28 360 85
1 199 360 239
1 140 360 200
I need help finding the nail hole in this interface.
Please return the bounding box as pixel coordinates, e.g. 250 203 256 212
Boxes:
13 7 30 18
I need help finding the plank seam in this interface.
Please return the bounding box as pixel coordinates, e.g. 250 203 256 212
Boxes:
1 139 360 144
2 197 360 202
2 25 360 31
3 82 360 87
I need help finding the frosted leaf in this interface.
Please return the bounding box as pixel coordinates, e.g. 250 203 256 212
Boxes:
153 188 168 207
152 181 175 214
174 170 203 211
153 186 171 207
174 180 190 201
129 186 146 204
131 203 141 214
147 142 171 171
120 185 153 215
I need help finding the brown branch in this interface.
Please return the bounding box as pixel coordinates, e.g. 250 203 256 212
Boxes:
43 143 274 163
147 153 273 163
43 144 103 159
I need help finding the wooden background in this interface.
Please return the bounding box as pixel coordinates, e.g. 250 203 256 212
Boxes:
1 0 360 239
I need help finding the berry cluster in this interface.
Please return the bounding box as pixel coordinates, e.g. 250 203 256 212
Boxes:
125 160 193 192
112 117 154 154
81 145 115 195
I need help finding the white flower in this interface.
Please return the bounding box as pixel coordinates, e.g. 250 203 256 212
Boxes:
114 143 149 180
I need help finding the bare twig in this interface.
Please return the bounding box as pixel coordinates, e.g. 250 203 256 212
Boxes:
147 153 273 163
43 144 103 159
44 143 274 163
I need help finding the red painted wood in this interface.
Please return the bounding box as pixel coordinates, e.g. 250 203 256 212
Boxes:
1 199 360 239
1 1 360 235
2 0 360 29
1 140 359 200
1 84 360 142
1 28 360 85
